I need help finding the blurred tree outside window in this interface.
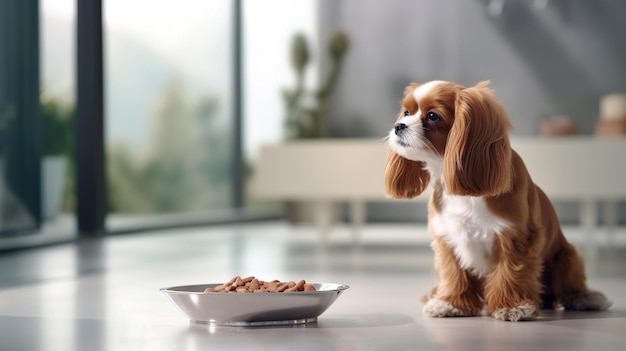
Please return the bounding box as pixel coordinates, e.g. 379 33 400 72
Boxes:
104 0 234 228
107 75 229 213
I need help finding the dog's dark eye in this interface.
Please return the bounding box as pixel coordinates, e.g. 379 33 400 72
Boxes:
403 110 410 116
426 111 440 122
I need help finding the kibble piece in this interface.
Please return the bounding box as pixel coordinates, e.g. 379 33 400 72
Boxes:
276 283 289 292
249 278 260 291
295 280 305 291
267 281 281 292
226 276 240 286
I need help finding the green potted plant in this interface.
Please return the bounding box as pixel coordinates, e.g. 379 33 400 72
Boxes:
284 30 349 139
282 30 350 224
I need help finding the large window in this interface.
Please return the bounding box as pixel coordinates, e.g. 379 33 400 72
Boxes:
104 1 235 230
0 0 317 248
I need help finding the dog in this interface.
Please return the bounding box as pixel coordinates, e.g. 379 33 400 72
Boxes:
385 80 611 321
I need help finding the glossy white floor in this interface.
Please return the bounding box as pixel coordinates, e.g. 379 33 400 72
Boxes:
0 222 625 351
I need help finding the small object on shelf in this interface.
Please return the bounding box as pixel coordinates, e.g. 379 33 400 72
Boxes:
540 115 577 136
595 93 626 136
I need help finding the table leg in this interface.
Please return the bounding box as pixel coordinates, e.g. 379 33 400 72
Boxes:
580 199 597 258
349 200 366 246
603 200 618 246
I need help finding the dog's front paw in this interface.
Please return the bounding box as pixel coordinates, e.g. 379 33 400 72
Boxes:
423 298 470 318
492 303 538 322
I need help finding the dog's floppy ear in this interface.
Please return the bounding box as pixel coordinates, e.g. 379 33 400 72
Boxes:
443 81 513 197
385 150 431 199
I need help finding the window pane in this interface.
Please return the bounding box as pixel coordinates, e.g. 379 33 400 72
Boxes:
104 0 234 230
1 0 47 236
40 0 77 234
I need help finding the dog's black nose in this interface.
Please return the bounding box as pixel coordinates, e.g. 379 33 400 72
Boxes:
394 123 407 135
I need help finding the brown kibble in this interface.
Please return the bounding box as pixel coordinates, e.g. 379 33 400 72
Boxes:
205 276 317 293
295 280 305 291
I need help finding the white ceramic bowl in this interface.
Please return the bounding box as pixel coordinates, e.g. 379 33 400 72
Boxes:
161 282 349 326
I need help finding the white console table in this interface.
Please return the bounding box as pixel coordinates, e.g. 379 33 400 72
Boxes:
251 137 626 250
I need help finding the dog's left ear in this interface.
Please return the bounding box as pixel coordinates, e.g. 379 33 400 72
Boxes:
443 81 513 197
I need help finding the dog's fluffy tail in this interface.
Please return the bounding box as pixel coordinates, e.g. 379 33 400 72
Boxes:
561 290 612 311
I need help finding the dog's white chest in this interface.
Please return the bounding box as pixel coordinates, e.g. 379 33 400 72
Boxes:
431 195 510 277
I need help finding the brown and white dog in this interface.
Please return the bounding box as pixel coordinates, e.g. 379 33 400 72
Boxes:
385 80 611 321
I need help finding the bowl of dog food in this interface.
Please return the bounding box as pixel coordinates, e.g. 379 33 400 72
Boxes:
161 276 349 326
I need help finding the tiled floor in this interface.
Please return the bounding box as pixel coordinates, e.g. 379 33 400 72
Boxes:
0 222 625 350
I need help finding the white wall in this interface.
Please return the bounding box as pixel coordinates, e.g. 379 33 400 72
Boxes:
317 0 626 224
318 0 626 138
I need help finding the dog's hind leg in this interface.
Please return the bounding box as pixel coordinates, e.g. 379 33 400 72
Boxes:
546 243 612 311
